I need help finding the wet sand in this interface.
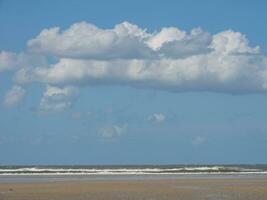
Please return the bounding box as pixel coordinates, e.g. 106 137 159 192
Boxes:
0 178 267 200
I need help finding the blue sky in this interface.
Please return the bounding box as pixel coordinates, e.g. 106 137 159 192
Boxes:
1 0 267 165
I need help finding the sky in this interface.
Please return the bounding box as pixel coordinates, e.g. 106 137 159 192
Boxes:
1 0 267 165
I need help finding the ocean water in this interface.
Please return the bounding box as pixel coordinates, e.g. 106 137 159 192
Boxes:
0 164 267 175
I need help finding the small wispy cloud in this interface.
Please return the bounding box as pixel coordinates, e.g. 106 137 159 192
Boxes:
39 85 78 112
71 111 83 119
148 113 166 124
192 136 206 146
3 85 26 107
98 124 128 139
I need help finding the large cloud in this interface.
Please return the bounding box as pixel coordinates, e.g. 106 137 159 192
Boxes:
11 21 267 94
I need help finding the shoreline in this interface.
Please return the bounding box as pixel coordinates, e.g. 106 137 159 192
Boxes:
1 173 267 183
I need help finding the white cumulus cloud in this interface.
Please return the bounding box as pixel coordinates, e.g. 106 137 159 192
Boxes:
3 85 26 107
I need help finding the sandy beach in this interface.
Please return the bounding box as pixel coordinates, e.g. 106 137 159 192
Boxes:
0 177 267 200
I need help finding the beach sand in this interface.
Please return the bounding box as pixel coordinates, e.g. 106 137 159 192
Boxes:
0 178 267 200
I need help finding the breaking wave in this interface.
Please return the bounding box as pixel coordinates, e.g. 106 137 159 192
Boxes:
0 165 267 175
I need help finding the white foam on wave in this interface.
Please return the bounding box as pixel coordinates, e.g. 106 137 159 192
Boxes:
0 166 225 173
1 171 267 176
0 166 265 176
